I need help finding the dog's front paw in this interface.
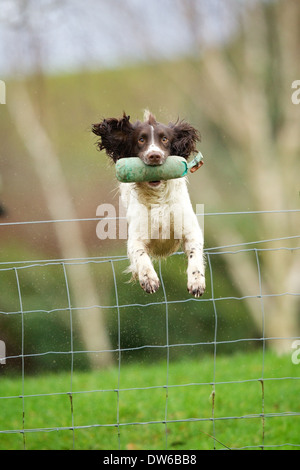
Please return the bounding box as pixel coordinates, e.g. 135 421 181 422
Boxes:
140 271 160 294
187 271 206 298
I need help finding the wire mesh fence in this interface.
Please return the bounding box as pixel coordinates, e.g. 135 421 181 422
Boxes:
0 210 299 450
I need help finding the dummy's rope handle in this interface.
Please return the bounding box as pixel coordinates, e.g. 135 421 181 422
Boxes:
186 151 204 174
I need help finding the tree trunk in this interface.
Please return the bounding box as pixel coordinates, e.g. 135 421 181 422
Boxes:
8 85 113 369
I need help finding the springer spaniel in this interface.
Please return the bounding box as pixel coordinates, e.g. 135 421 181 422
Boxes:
92 111 206 297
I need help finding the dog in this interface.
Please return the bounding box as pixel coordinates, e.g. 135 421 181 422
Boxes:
92 111 205 297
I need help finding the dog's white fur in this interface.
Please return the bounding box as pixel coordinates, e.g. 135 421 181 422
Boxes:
120 177 205 297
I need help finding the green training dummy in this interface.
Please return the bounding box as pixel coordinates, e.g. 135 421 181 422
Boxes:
115 151 204 183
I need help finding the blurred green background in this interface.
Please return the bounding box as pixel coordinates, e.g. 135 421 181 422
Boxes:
0 0 299 374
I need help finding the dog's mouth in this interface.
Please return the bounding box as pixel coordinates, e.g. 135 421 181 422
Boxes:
148 181 162 188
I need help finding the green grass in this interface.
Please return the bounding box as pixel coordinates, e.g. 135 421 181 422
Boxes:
0 350 300 450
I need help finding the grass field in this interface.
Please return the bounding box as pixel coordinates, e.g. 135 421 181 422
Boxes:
0 350 300 450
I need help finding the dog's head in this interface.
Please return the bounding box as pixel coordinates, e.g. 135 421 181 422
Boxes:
92 111 200 165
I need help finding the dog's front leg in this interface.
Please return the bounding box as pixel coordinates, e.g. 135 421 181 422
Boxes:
183 214 206 298
127 238 160 294
121 185 160 294
185 241 206 297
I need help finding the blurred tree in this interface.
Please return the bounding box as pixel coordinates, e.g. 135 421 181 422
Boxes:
1 0 113 368
7 85 113 368
170 0 300 353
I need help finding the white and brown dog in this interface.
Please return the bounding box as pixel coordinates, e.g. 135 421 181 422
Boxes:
92 111 205 297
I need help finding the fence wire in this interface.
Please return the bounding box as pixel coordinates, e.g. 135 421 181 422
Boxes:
0 210 299 450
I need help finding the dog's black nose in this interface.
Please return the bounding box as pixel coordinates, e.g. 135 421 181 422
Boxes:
147 153 163 165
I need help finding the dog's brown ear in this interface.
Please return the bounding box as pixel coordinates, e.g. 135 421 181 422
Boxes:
92 113 133 162
168 120 200 159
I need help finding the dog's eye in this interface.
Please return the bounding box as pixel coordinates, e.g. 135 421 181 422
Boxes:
138 137 145 144
162 136 168 143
